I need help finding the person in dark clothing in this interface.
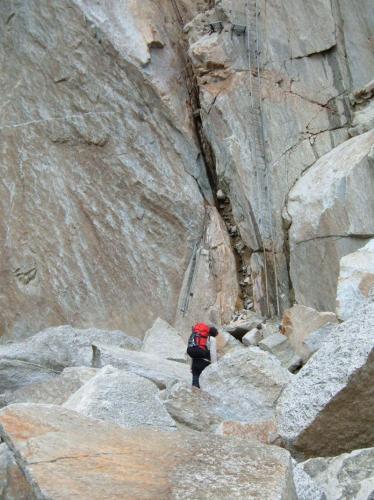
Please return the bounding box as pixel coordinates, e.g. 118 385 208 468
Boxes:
187 323 219 388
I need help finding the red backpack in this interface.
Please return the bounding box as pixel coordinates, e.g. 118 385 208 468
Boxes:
187 323 210 357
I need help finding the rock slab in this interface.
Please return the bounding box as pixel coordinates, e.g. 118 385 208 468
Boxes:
201 347 292 422
141 318 187 363
0 403 297 499
92 344 190 388
282 305 337 362
0 325 137 392
277 300 374 458
64 366 176 431
0 366 97 408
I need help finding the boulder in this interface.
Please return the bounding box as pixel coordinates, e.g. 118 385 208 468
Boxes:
292 463 326 500
215 329 244 356
200 347 292 422
242 327 263 346
224 314 263 339
0 403 297 499
258 333 302 373
0 443 33 500
64 366 176 431
282 305 337 362
0 367 97 408
303 323 336 359
299 447 374 500
163 382 238 432
337 239 374 321
287 130 374 312
277 300 374 458
215 420 280 446
0 325 138 392
92 344 190 389
141 318 187 363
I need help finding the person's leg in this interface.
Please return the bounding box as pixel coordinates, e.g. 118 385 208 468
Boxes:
192 371 200 388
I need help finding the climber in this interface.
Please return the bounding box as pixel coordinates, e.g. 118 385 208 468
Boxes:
187 323 219 388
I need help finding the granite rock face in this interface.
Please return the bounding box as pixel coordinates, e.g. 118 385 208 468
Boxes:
186 0 374 315
0 0 239 341
337 239 374 321
287 131 374 311
201 347 292 422
277 300 374 458
0 403 297 500
64 366 176 431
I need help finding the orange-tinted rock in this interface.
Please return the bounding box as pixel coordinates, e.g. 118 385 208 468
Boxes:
216 419 281 445
0 403 297 499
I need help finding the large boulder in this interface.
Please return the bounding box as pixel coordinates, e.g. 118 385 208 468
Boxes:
92 343 190 389
277 300 374 458
163 381 238 432
298 447 374 500
200 347 292 422
64 366 176 431
337 239 374 321
282 305 337 362
0 443 33 500
141 318 187 363
287 130 374 311
0 403 297 499
0 325 137 392
0 367 97 408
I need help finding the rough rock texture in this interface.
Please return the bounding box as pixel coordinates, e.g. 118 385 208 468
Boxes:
175 206 239 331
299 447 374 500
243 327 263 346
0 366 97 408
0 403 297 499
92 343 190 388
258 333 302 372
337 239 374 321
141 318 187 363
215 329 244 356
292 463 326 500
201 347 292 422
0 443 33 500
287 131 374 311
277 300 374 458
225 314 263 338
0 325 135 392
216 420 280 446
0 0 241 341
302 323 336 360
163 381 237 432
349 80 374 137
64 366 176 430
282 305 337 362
186 0 374 314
